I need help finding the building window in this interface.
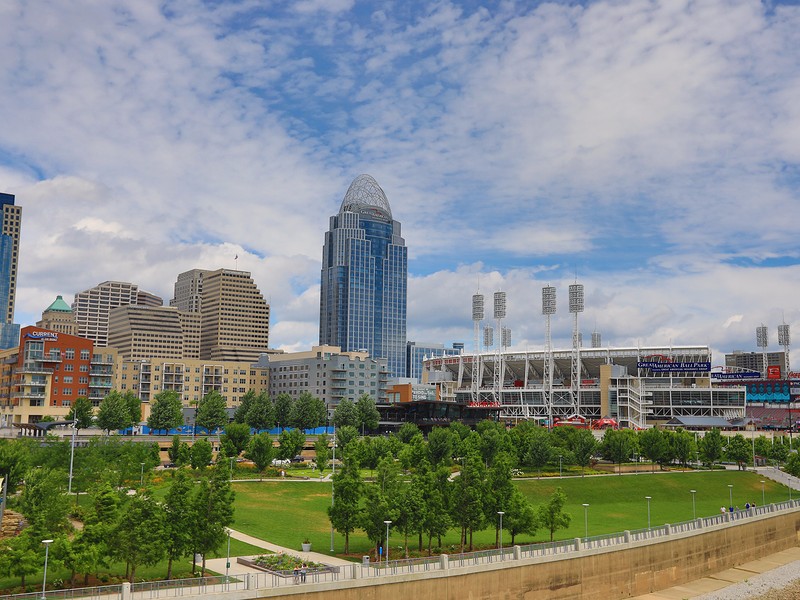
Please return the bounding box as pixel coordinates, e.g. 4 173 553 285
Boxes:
80 350 90 360
64 376 73 383
65 349 75 359
63 388 72 395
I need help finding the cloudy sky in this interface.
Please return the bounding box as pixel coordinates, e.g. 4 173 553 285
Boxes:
1 0 798 368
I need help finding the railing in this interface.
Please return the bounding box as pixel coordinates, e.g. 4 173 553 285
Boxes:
5 499 799 600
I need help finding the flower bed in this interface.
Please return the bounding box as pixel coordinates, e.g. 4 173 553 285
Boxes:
237 554 337 577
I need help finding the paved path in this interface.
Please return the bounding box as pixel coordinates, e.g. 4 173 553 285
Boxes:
204 528 354 576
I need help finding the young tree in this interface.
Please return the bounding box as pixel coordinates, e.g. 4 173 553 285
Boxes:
505 488 538 545
420 465 451 553
123 390 142 432
191 466 235 575
168 435 191 466
671 428 696 469
477 420 511 468
484 452 516 547
725 434 752 470
639 427 668 472
427 426 454 467
0 438 31 493
19 467 71 535
315 433 331 473
190 438 213 469
147 390 184 431
114 493 167 582
246 391 274 431
333 398 358 428
67 396 95 430
220 422 252 458
196 391 229 433
278 428 306 461
96 391 131 434
328 455 363 554
291 392 327 430
273 393 294 430
395 477 426 558
699 428 725 466
0 530 40 591
451 450 486 551
524 427 553 478
245 433 275 478
355 393 380 435
538 487 571 541
233 390 256 424
335 425 359 453
163 470 195 579
601 428 634 474
569 428 598 477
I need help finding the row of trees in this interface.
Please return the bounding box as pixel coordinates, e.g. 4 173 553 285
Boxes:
0 457 234 589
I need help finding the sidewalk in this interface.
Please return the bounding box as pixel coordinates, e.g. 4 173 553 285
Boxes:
204 527 354 576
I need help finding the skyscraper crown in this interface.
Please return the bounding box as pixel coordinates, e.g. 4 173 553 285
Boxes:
339 174 392 220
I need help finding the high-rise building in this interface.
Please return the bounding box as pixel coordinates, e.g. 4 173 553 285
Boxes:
406 341 462 382
108 305 200 361
0 193 22 349
725 350 787 376
72 281 163 347
37 295 78 335
172 268 270 362
319 174 407 378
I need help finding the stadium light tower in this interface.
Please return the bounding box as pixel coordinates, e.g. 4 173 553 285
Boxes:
542 286 556 428
569 282 584 414
778 322 791 377
756 325 769 378
493 292 507 405
472 293 484 404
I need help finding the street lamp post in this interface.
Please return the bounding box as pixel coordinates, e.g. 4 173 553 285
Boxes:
225 528 231 588
690 490 697 519
229 457 235 482
728 484 733 509
497 511 504 555
140 463 145 487
582 503 589 539
559 455 563 478
761 480 766 506
41 539 54 600
384 520 392 565
645 496 652 530
67 419 77 495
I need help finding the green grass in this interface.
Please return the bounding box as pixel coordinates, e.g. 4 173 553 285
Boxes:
230 470 793 557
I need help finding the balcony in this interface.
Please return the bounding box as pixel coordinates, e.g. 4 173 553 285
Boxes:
91 356 115 365
89 380 113 388
90 368 113 376
17 365 54 375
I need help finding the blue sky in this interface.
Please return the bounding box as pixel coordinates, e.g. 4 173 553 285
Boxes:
1 0 798 368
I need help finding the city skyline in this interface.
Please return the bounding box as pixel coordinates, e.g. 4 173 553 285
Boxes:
0 1 798 367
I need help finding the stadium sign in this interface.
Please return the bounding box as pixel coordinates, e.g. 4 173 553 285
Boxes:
710 371 762 380
637 361 711 372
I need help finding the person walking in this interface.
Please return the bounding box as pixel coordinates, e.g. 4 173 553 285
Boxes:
293 565 299 584
301 563 307 583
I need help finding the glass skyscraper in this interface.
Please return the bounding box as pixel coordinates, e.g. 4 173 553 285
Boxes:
320 175 407 378
0 193 21 350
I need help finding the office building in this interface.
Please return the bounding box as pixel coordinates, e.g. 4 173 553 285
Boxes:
256 345 389 411
36 295 78 336
406 341 462 382
0 193 22 349
319 174 407 378
72 281 163 347
172 268 270 362
725 350 787 377
108 305 200 361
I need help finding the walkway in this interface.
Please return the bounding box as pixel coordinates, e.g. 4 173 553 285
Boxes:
204 527 354 577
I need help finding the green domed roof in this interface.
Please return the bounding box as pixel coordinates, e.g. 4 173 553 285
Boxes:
45 295 72 313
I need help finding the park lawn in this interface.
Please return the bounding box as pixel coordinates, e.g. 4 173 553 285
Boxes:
230 470 792 557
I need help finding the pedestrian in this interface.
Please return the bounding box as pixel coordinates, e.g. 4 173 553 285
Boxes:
720 506 726 515
301 563 307 583
293 566 299 584
745 502 750 510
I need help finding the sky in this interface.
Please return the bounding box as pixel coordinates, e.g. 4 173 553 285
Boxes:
1 0 799 369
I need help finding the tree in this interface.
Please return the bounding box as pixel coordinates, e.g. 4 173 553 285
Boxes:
785 452 800 477
671 428 696 469
123 390 142 431
147 390 184 431
601 429 634 474
0 530 40 591
484 452 516 546
315 434 331 473
190 438 213 469
291 392 327 430
505 488 538 545
19 467 71 535
273 393 294 429
477 420 511 468
538 487 571 541
191 466 235 575
396 422 422 444
335 425 359 452
451 450 486 551
524 427 553 478
328 456 363 554
196 391 228 433
569 429 598 476
420 465 451 553
168 435 191 466
246 433 275 478
699 428 725 466
67 396 95 430
427 427 454 467
396 477 426 558
726 434 752 470
163 470 195 579
278 428 306 461
246 391 274 431
639 427 668 472
233 390 256 424
220 422 252 458
355 393 380 434
333 398 358 428
96 391 131 434
0 438 31 493
114 493 167 582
